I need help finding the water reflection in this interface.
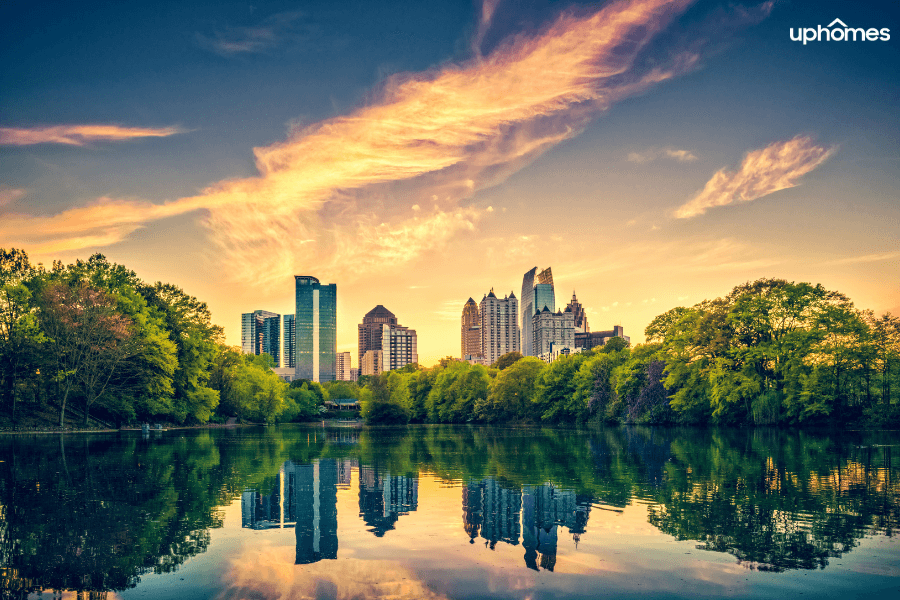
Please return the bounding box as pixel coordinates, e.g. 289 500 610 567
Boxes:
0 426 898 598
359 466 419 537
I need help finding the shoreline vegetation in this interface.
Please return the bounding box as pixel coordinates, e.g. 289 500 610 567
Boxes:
2 248 898 431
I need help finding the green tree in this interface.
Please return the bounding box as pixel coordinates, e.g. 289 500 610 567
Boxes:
533 353 589 423
493 351 524 370
476 356 544 421
0 249 45 420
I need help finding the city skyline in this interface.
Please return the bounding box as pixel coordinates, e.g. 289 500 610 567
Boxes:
2 0 897 367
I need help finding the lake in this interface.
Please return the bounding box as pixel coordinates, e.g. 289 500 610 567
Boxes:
1 425 898 599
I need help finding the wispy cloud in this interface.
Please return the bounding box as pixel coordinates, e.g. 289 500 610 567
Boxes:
824 251 900 266
195 10 317 56
5 0 772 284
0 125 186 147
0 188 25 208
627 147 698 163
674 136 836 218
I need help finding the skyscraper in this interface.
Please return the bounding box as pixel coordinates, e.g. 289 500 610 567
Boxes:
358 306 418 375
521 266 555 356
283 314 295 368
241 310 281 367
520 268 537 357
461 298 482 359
295 276 336 382
480 289 519 366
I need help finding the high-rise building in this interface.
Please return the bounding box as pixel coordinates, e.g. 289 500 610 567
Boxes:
480 289 519 366
358 306 418 376
532 306 575 358
241 310 281 367
566 292 589 333
358 305 397 369
461 298 482 359
335 351 352 381
294 276 336 382
521 267 555 356
283 314 295 368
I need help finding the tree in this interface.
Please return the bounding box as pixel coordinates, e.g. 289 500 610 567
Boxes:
139 283 222 423
476 356 544 421
493 351 524 370
40 282 137 426
0 249 45 420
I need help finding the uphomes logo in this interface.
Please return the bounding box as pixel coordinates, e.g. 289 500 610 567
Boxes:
791 18 890 45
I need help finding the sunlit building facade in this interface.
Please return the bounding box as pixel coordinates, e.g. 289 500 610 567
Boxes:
461 298 482 359
480 289 519 366
358 306 418 375
335 351 352 381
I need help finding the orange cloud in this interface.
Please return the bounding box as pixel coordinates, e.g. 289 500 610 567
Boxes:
674 136 836 218
0 124 186 146
7 0 768 283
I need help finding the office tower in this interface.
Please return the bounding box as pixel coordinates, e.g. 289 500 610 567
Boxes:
479 289 519 366
521 267 555 356
461 298 482 359
241 310 281 367
358 306 418 376
357 305 397 368
532 306 575 358
283 314 295 368
335 351 352 381
566 291 589 333
520 268 536 357
295 276 337 382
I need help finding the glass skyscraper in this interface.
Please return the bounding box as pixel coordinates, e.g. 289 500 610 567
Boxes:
295 276 336 382
241 310 281 367
521 267 555 356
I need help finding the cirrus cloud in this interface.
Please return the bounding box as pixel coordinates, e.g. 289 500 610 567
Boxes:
674 136 836 218
0 124 187 147
3 0 773 285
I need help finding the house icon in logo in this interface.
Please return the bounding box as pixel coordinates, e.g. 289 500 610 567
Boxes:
827 18 848 28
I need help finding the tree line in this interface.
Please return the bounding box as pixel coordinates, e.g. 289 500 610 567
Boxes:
0 249 331 427
3 248 897 428
355 278 899 427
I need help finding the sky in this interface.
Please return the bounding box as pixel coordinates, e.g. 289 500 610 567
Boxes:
1 0 898 367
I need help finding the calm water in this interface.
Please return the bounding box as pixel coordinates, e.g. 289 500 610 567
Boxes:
1 425 899 599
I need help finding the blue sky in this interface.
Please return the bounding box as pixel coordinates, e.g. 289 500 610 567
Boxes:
2 0 898 364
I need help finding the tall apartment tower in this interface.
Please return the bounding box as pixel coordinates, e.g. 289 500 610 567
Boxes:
358 306 418 376
241 310 281 367
283 314 296 368
294 276 336 382
479 289 519 366
335 351 352 381
461 298 482 359
521 267 555 356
